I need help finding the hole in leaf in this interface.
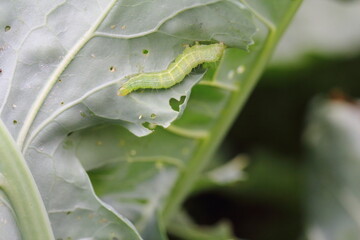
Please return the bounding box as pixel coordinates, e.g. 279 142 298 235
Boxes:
109 66 116 72
5 26 11 32
142 122 157 130
13 120 18 125
170 96 186 112
142 49 149 55
150 113 157 119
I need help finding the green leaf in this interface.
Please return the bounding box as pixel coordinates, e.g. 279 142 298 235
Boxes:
0 190 22 239
0 0 258 238
192 155 248 194
168 211 238 240
305 98 360 240
71 1 303 239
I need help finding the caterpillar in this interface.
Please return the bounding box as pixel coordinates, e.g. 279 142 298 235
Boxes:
117 43 226 96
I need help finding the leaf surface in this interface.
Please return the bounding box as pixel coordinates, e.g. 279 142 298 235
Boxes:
71 1 303 239
0 0 256 238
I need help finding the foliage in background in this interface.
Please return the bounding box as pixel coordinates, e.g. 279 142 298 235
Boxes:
272 0 360 66
191 0 360 238
305 98 360 240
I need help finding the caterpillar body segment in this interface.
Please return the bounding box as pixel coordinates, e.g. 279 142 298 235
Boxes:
118 43 226 96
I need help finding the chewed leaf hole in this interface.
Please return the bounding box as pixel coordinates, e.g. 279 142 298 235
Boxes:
170 96 186 112
5 26 11 32
142 49 149 55
109 66 116 72
142 122 157 130
13 120 18 124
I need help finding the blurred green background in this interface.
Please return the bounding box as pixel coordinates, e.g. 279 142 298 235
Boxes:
180 0 360 239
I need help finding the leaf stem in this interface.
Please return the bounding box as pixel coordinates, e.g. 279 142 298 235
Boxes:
0 120 55 239
163 0 303 222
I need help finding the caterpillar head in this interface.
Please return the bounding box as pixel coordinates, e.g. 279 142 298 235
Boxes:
117 86 130 96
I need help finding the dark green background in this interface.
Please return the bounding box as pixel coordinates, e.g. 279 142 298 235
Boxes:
183 54 360 240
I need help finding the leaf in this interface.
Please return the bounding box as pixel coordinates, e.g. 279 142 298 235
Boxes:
304 98 360 240
71 1 303 239
167 210 238 240
0 0 257 238
192 155 248 194
0 192 21 240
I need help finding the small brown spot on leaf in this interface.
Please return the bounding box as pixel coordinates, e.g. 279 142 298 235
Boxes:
109 66 116 72
99 218 108 223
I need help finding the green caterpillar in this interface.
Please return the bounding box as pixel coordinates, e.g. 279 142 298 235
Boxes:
117 43 226 96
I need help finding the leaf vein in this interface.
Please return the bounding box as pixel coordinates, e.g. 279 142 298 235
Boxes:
17 0 118 150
